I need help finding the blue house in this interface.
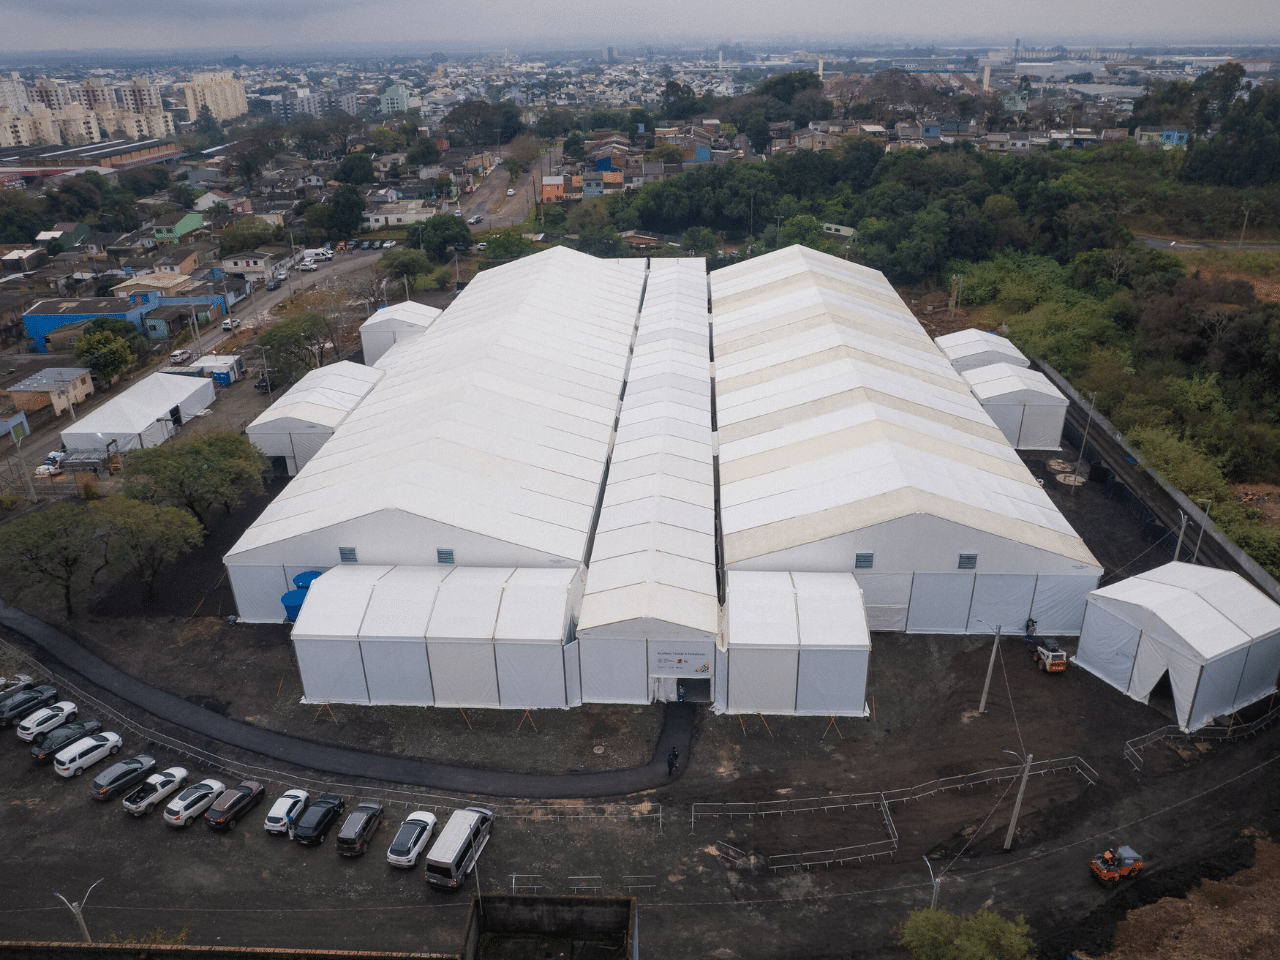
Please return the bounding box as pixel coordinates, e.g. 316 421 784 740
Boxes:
1161 126 1189 146
23 297 153 353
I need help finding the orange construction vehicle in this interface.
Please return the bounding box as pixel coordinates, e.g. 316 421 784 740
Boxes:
1091 845 1144 885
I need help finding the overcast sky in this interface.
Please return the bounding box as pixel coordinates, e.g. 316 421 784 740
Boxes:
1 0 1276 56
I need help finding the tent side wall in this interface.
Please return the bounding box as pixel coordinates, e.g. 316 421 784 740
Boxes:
1015 401 1066 450
360 640 434 706
294 639 370 704
228 564 294 622
427 640 501 708
495 642 569 709
794 648 869 716
579 636 649 703
1073 600 1142 692
727 648 798 714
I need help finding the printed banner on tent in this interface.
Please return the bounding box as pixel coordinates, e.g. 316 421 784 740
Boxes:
648 641 713 677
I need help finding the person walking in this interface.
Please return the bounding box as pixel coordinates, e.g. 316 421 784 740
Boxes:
667 748 679 776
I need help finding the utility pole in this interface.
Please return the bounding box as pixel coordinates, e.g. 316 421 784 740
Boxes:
1003 754 1033 850
1238 206 1250 249
922 856 940 909
1071 391 1097 496
1174 509 1188 562
1192 499 1213 563
257 344 271 399
54 879 103 943
978 625 1002 713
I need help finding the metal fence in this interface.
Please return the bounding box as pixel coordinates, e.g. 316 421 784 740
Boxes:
1124 701 1280 769
765 795 900 872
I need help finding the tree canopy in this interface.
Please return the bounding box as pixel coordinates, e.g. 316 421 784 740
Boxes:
91 497 204 598
329 184 366 237
409 214 472 261
0 504 104 618
123 432 267 529
334 152 376 184
897 908 1034 960
74 329 134 384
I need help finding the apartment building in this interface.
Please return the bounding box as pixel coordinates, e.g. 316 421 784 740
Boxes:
182 71 248 121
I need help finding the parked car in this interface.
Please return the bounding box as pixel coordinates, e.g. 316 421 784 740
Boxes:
386 811 437 868
507 188 515 196
43 452 66 468
53 731 122 778
31 719 101 764
383 240 396 248
452 209 463 217
424 807 494 889
293 793 344 845
163 779 226 827
299 259 317 271
266 279 282 291
476 242 487 252
336 801 385 856
90 754 157 801
122 766 188 816
468 215 484 225
169 349 192 365
15 701 77 742
0 675 34 699
205 780 264 830
359 240 371 249
221 318 241 331
264 788 309 834
0 684 59 727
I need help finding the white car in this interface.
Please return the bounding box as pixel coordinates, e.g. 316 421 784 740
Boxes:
122 766 189 816
299 259 317 272
382 240 396 249
263 788 310 834
386 810 438 868
16 701 77 742
506 188 515 196
53 731 122 778
163 778 226 826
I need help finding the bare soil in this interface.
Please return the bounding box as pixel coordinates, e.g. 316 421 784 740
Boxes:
1230 483 1280 533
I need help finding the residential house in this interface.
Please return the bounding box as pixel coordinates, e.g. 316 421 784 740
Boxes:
222 250 275 283
152 211 204 244
22 296 152 352
540 175 564 202
7 366 93 416
362 199 434 228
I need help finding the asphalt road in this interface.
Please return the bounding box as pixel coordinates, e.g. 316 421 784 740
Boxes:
1137 234 1280 251
455 145 561 231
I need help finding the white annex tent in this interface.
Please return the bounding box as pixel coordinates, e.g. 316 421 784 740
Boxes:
962 363 1067 450
935 328 1030 373
723 571 870 716
60 373 215 454
246 362 384 475
1075 562 1280 731
359 301 442 366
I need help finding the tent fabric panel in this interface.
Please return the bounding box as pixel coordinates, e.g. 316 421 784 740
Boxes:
427 568 512 640
295 639 370 705
714 645 729 713
1030 574 1097 635
726 571 798 646
1235 631 1280 711
728 648 798 714
1015 403 1065 450
1128 631 1201 721
563 640 582 707
360 640 434 705
905 573 975 633
579 636 649 704
1188 645 1249 732
981 402 1025 449
289 430 332 472
967 574 1037 635
1075 602 1141 692
228 564 292 623
792 571 870 648
795 648 869 716
854 572 911 631
495 642 568 709
426 640 501 708
360 566 453 639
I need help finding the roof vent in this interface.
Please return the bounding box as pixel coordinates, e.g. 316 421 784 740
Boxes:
437 548 455 564
339 546 357 563
855 553 874 570
958 553 978 570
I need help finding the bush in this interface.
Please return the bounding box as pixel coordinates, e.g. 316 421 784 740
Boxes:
0 495 21 511
896 908 1034 960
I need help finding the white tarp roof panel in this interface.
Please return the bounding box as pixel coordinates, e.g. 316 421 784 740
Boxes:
61 373 215 453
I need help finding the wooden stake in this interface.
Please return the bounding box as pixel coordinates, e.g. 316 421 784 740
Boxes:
758 713 774 738
739 714 747 736
277 677 284 698
459 708 472 729
517 709 538 733
871 696 877 723
823 716 843 740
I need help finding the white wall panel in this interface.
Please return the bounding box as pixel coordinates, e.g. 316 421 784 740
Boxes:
728 648 797 713
360 640 434 705
579 637 649 704
228 564 292 623
795 649 868 716
427 640 500 708
854 572 911 631
496 643 568 709
967 574 1037 634
1075 602 1141 692
906 573 975 633
295 639 369 704
1030 574 1097 635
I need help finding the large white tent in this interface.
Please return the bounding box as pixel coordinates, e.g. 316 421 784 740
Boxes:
246 361 383 475
961 362 1067 451
723 571 870 716
60 373 215 454
360 301 443 366
935 328 1030 373
577 259 719 704
710 246 1101 634
1075 562 1280 731
289 564 580 708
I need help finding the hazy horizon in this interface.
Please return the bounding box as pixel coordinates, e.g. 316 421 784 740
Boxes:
0 0 1277 61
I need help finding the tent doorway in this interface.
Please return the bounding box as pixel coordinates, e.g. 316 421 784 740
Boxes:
1146 670 1177 721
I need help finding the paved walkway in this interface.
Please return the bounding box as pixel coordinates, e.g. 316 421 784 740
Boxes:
0 602 695 801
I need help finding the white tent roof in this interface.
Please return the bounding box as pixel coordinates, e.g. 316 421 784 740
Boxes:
1088 562 1280 663
60 373 214 451
962 363 1068 407
360 300 442 332
291 564 577 644
227 247 646 566
709 246 1097 571
247 361 384 433
934 328 1029 369
579 259 718 642
726 571 870 649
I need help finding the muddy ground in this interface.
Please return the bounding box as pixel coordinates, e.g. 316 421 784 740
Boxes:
1 412 1279 958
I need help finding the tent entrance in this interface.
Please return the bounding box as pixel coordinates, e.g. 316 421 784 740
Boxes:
679 678 711 702
168 405 182 426
650 676 711 702
1146 671 1177 721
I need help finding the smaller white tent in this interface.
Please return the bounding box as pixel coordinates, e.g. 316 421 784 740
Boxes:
935 329 1030 373
359 302 442 366
1075 562 1280 731
60 373 215 454
246 362 384 475
962 362 1068 450
723 571 871 716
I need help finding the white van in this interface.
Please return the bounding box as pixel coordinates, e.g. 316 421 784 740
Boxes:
424 807 493 889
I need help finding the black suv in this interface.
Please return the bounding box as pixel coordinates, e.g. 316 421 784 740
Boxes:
294 794 344 845
0 685 58 727
90 755 157 801
336 801 384 857
32 719 101 764
205 781 264 831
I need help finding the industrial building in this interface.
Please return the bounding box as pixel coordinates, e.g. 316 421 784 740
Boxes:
225 246 1101 714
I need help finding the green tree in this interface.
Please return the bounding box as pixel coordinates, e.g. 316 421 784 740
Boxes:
329 184 366 237
123 432 267 529
648 142 684 164
167 183 196 209
406 138 441 167
485 229 534 261
218 216 276 256
0 504 104 619
378 248 434 289
90 497 204 598
74 329 134 384
682 225 717 256
304 202 330 241
896 908 1034 960
444 101 500 148
194 103 220 138
334 152 376 184
415 213 473 261
755 70 823 105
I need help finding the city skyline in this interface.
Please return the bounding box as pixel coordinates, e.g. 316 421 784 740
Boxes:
1 0 1278 58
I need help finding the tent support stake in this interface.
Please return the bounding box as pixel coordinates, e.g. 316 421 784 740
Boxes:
739 715 747 736
823 716 843 740
459 708 472 729
517 709 538 733
314 700 336 723
758 713 774 738
277 677 284 698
